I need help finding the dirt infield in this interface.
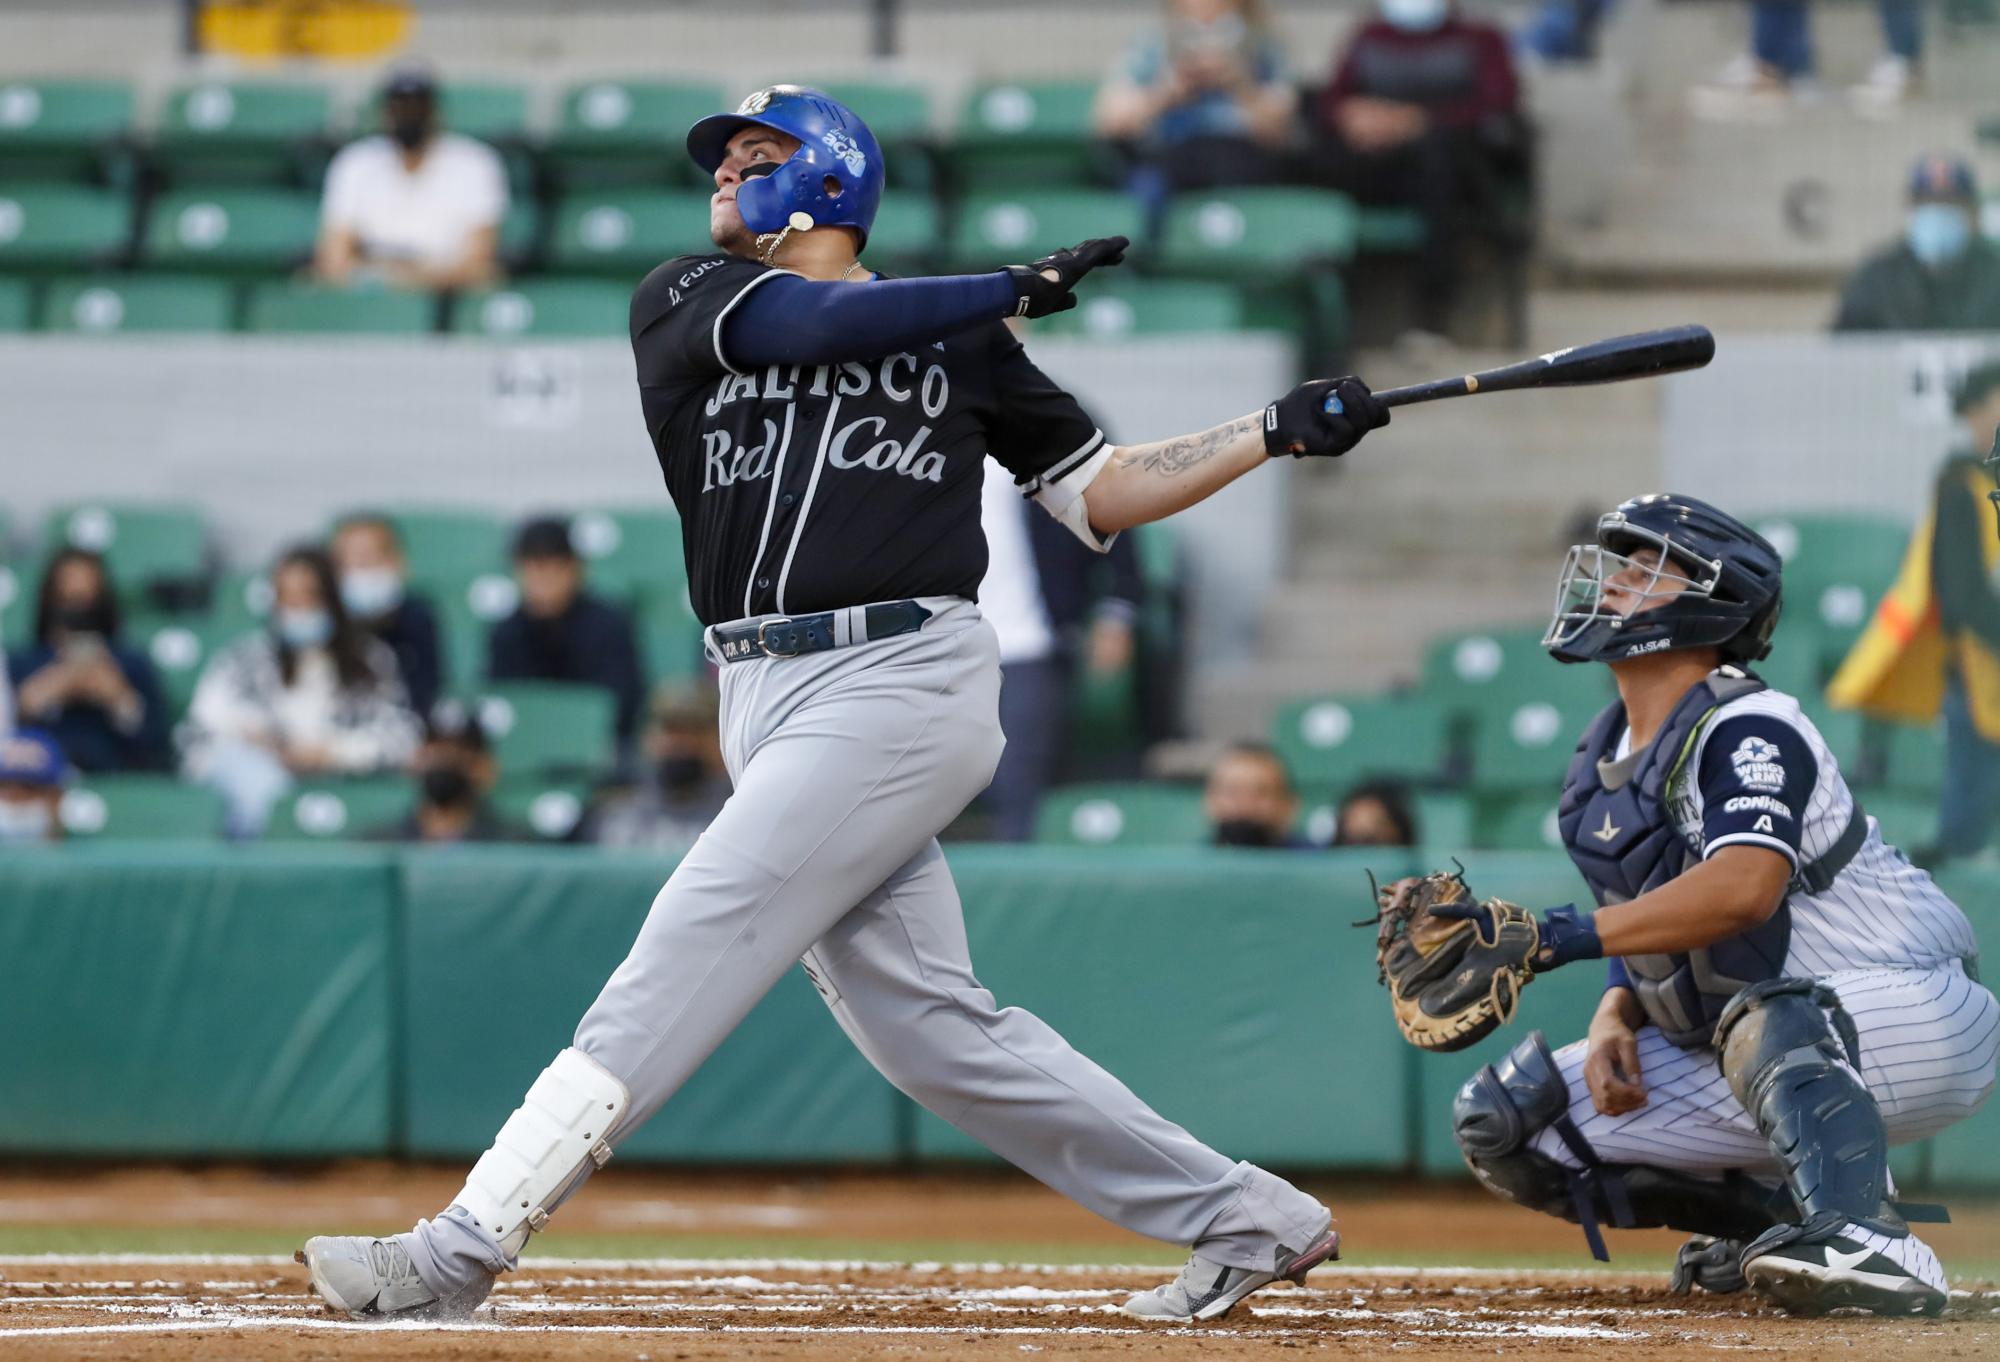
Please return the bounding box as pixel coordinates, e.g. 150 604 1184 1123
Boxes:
0 1165 1995 1359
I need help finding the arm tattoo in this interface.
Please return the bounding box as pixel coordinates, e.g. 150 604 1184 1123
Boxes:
1114 414 1260 477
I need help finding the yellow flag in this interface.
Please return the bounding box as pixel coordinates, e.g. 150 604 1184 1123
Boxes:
198 1 412 62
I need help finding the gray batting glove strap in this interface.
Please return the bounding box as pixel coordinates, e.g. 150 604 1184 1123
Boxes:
1006 236 1131 319
1264 376 1390 459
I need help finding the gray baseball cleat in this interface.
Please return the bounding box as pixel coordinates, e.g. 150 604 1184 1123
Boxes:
1120 1217 1340 1322
297 1235 489 1319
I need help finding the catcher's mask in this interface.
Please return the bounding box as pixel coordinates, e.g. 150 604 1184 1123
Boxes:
1544 493 1782 665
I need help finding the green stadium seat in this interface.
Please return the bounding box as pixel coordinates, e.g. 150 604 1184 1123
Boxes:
452 279 630 339
858 193 942 272
1879 719 1943 794
1034 279 1247 339
1273 691 1453 790
143 188 319 275
1862 790 1936 853
1158 188 1360 281
547 80 722 187
1468 696 1601 791
813 80 934 187
1476 791 1565 850
135 615 231 722
0 276 29 331
473 681 617 779
375 509 510 598
949 189 1142 272
0 561 36 650
1033 782 1208 846
203 568 274 640
635 583 705 684
1355 205 1427 253
244 281 436 334
42 503 207 604
498 199 542 270
433 571 518 696
0 184 132 273
549 190 712 277
493 776 590 841
1749 511 1911 666
57 775 223 841
268 778 415 841
1422 623 1614 714
40 274 236 333
953 80 1101 186
0 78 135 184
154 80 333 186
569 507 685 598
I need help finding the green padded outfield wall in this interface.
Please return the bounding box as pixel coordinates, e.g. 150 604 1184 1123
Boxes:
397 848 905 1162
910 846 1423 1169
0 846 396 1155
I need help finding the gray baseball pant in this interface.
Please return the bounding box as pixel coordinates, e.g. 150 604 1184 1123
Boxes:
404 600 1327 1295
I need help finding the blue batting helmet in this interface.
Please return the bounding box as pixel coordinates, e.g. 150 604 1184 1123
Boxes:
687 86 884 249
1543 493 1783 666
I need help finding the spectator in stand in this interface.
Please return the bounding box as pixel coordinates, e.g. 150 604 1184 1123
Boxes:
1329 776 1419 847
1094 0 1295 226
181 545 421 837
1205 741 1310 848
0 728 66 846
977 460 1144 841
0 652 13 736
1831 362 2000 862
369 701 517 845
7 547 169 773
1691 0 1924 116
313 64 507 292
587 683 732 852
1309 0 1525 337
331 514 443 716
1833 156 2000 333
487 516 645 746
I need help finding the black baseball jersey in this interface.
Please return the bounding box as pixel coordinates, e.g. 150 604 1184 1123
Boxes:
630 252 1108 627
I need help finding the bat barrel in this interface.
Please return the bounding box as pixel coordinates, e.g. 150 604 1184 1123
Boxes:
1371 325 1714 409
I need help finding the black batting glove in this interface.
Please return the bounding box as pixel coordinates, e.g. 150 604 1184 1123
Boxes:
1263 376 1390 459
1006 236 1130 319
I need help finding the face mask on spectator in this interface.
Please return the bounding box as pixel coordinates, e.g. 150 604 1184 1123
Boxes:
421 765 477 809
340 567 405 620
55 604 111 637
389 115 430 152
1380 0 1451 32
275 608 334 650
0 800 53 844
657 754 708 795
1213 818 1280 848
1907 203 1972 268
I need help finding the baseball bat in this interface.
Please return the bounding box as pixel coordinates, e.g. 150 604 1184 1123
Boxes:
1364 325 1715 410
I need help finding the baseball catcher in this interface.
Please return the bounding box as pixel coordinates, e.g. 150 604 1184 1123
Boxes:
1390 494 1994 1317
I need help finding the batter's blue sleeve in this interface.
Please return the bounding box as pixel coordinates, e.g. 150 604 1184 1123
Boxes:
1694 712 1819 867
721 271 1018 368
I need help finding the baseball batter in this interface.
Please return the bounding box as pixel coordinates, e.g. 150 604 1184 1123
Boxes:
298 86 1389 1323
1445 494 1995 1316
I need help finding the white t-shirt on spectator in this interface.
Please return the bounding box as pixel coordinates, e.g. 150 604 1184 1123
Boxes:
320 132 507 270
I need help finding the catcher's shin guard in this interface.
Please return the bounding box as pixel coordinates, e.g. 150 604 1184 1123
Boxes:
1716 978 1902 1237
1455 1033 1793 1260
450 1048 630 1256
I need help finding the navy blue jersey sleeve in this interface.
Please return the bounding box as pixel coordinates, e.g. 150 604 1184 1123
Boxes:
983 324 1105 489
721 270 1018 369
631 253 784 388
1695 712 1819 867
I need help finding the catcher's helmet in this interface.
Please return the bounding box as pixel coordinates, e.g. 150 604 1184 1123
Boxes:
1543 493 1783 666
687 86 884 249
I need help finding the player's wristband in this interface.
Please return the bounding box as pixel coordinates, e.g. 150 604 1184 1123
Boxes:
1531 905 1603 973
1605 956 1633 992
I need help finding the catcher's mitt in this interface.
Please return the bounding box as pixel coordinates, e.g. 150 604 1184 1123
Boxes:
1361 868 1540 1052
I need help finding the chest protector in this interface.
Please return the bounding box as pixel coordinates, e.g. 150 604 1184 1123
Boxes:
1556 670 1790 1048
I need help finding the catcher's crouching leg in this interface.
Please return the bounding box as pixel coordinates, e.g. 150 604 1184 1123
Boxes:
1452 1032 1792 1261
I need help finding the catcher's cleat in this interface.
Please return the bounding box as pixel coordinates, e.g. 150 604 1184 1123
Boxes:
297 1235 487 1319
1741 1222 1947 1318
1668 1235 1747 1295
1120 1217 1339 1322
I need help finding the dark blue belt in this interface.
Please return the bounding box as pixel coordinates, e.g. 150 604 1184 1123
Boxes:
710 600 934 663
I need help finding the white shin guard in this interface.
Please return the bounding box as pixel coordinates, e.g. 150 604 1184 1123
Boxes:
451 1048 630 1256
